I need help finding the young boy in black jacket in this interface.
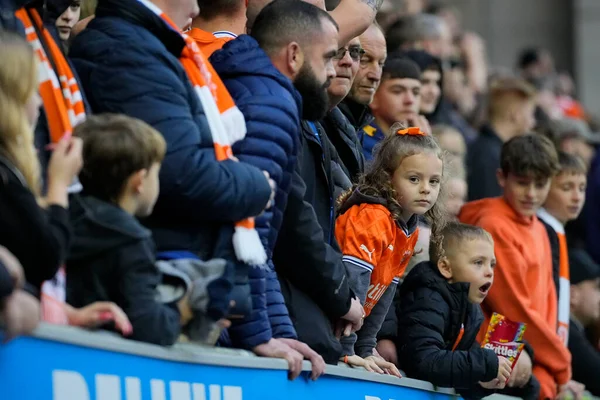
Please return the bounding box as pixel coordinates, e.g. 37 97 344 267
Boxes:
66 114 189 346
395 222 512 399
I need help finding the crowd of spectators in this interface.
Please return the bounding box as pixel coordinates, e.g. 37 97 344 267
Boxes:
2 0 600 398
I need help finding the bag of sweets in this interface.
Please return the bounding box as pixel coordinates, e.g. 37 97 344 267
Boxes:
481 313 527 371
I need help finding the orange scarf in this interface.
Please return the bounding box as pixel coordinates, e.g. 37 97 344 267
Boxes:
139 0 267 266
15 8 86 143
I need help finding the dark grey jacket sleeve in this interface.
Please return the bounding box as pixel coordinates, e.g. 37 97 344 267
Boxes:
355 284 397 358
340 260 372 356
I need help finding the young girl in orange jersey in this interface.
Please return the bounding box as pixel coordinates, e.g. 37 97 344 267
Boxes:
336 123 447 375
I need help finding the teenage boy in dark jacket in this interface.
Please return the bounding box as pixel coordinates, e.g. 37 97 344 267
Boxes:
396 222 513 399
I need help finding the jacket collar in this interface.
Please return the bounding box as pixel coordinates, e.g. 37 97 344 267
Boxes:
339 97 374 131
479 124 504 144
95 0 186 57
402 261 475 343
72 195 150 240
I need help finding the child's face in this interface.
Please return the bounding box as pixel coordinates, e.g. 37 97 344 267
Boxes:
511 99 537 133
443 238 496 304
445 177 467 218
571 278 600 325
436 130 466 160
497 172 552 218
544 171 587 224
392 151 443 221
136 162 161 217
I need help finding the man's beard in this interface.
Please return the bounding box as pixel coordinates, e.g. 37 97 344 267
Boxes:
294 63 331 121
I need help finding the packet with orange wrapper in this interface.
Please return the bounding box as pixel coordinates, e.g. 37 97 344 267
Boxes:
481 313 527 372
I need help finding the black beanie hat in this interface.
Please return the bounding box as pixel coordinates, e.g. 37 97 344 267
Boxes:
381 57 422 81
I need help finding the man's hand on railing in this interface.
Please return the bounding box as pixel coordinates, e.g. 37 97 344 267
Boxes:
337 297 364 337
274 338 326 381
375 339 398 367
253 338 304 380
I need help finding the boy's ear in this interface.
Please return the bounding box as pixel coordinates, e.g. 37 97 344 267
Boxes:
129 169 147 194
437 257 453 280
496 168 506 188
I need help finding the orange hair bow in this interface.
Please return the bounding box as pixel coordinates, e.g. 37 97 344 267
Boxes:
396 127 426 136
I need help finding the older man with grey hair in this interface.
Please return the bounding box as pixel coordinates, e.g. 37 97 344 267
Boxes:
385 13 452 58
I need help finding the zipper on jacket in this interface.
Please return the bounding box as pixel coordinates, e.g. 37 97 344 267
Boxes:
307 121 335 245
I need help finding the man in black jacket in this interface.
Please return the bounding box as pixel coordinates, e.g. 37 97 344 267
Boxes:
272 17 364 365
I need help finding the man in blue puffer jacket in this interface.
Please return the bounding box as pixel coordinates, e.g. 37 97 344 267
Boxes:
68 0 273 322
210 0 339 379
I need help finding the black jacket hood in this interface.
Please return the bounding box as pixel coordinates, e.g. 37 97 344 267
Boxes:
69 195 151 261
338 188 419 235
401 261 470 308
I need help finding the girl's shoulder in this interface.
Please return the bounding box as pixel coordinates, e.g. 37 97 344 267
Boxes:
337 202 396 243
343 202 395 225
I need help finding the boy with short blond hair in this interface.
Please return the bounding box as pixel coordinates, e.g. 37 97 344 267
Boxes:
66 114 185 346
460 134 571 400
538 152 588 347
396 222 513 399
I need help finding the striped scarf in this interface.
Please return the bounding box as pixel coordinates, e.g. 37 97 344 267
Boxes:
15 8 86 144
138 0 267 266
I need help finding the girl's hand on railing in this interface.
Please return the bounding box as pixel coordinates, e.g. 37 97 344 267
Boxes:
364 355 402 378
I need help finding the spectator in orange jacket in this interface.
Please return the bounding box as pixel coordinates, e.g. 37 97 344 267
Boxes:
189 0 246 57
459 134 575 400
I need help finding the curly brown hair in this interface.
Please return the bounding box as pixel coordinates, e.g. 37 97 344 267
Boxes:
338 122 449 247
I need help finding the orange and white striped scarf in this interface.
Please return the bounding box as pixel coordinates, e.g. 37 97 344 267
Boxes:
15 8 86 144
139 0 267 266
